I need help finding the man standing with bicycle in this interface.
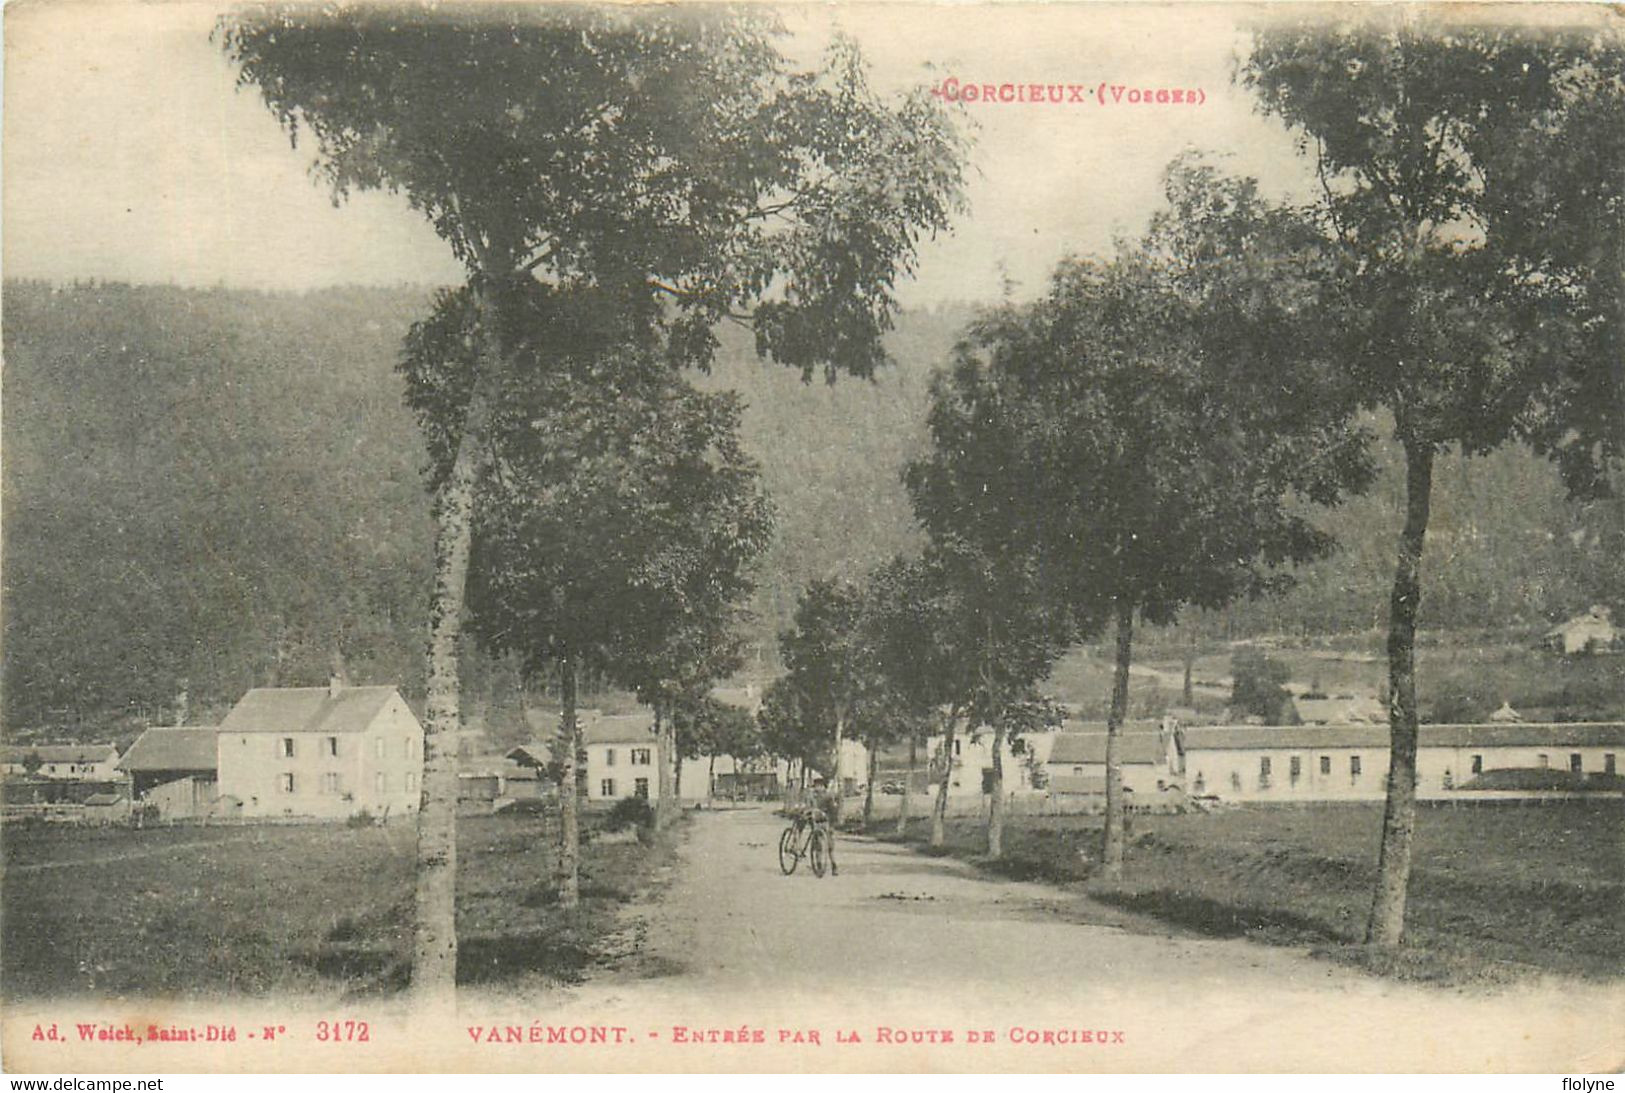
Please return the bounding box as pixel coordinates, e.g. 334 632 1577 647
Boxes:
811 776 839 876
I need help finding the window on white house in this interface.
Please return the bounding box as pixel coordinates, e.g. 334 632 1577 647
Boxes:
1319 756 1331 775
1258 757 1272 787
325 736 338 758
605 749 617 767
1289 756 1302 784
405 772 417 792
375 738 385 760
323 772 342 794
634 778 649 799
1538 753 1549 768
601 778 616 797
1193 773 1205 794
1471 755 1483 774
1569 753 1583 773
953 739 962 756
1606 754 1617 775
375 772 386 793
280 738 295 758
402 738 412 759
280 773 295 793
1350 756 1362 780
1230 771 1242 791
631 748 651 766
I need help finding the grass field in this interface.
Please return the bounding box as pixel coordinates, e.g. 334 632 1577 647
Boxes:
0 809 677 1000
885 800 1624 985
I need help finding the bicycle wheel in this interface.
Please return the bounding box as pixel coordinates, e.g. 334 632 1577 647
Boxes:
808 828 827 877
778 825 800 875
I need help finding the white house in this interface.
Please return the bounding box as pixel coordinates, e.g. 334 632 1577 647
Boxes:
1543 606 1620 655
1045 722 1179 796
583 714 660 803
1181 721 1623 802
1 743 121 781
215 681 424 820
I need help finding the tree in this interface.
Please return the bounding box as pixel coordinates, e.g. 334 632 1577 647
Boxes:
913 161 1372 877
672 693 759 800
222 6 963 1000
1230 649 1296 724
1242 21 1624 945
756 676 828 800
405 290 770 909
776 579 868 819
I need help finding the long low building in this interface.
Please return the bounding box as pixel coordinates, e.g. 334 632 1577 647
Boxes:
1180 722 1622 802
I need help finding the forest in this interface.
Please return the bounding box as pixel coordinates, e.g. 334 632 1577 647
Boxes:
3 278 1618 736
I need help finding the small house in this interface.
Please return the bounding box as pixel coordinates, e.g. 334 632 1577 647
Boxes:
1045 722 1180 797
583 714 659 803
118 726 221 820
1543 606 1619 655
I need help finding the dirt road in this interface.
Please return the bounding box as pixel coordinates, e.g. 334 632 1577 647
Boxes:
494 807 1623 1071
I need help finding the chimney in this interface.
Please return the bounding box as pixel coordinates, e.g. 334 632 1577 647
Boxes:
328 674 343 699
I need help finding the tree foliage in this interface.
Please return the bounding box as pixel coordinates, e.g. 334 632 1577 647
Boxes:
1242 17 1625 945
219 6 965 379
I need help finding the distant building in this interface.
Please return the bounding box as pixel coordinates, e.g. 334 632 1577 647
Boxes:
1542 606 1620 655
0 743 120 781
118 726 222 820
1182 722 1623 802
215 680 423 820
1045 722 1179 797
583 714 659 803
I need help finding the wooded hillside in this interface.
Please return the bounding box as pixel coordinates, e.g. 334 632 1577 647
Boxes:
3 281 1617 731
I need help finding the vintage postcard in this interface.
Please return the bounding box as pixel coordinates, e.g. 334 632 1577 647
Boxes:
3 0 1622 1075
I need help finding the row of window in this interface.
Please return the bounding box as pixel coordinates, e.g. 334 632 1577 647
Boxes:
602 748 652 767
598 778 650 798
277 771 418 794
1192 752 1618 793
273 736 418 759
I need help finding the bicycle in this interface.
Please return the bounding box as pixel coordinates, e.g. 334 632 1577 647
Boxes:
778 806 831 877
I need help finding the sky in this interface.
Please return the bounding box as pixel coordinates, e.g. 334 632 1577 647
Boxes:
2 2 1323 307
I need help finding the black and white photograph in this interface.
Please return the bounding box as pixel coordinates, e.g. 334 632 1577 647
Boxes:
2 0 1621 1074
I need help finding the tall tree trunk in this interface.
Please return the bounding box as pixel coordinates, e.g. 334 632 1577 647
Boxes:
987 719 1006 859
410 284 505 1008
1100 601 1135 880
896 734 917 836
1367 441 1435 947
931 710 959 848
673 744 684 802
708 753 716 800
556 655 580 908
862 740 877 829
829 713 846 824
1181 645 1195 707
654 702 677 830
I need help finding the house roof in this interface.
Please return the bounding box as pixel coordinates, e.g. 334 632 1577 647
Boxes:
505 742 552 768
1 743 119 765
117 728 219 772
1293 696 1386 724
584 715 656 747
1545 605 1616 638
217 686 401 735
1048 725 1167 766
1182 722 1625 752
